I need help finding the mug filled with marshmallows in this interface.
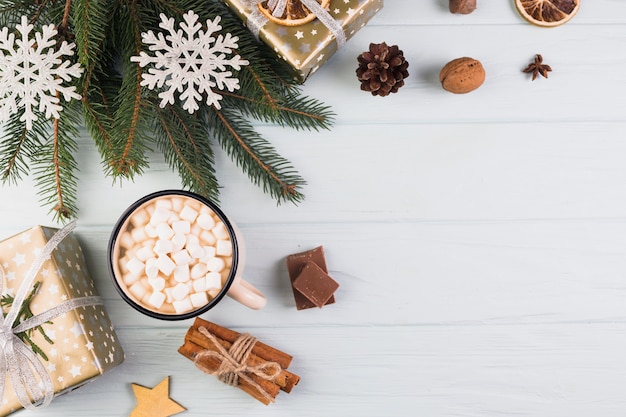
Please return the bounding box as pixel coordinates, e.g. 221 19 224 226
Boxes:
107 190 266 320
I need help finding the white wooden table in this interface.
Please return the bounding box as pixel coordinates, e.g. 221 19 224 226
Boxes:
3 1 626 416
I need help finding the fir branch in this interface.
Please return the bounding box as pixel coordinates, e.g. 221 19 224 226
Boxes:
0 1 42 26
152 102 220 201
31 100 82 221
207 107 306 203
81 39 121 174
0 0 336 216
71 0 111 68
106 0 152 178
0 115 31 184
0 281 53 361
0 111 48 184
220 89 334 131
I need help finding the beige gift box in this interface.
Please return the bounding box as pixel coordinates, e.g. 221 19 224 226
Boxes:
0 226 124 416
224 0 384 80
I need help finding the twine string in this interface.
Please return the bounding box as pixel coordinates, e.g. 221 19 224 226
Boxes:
194 326 282 403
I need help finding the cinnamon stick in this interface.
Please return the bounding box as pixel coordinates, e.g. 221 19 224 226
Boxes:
178 339 279 405
184 325 300 393
191 317 293 369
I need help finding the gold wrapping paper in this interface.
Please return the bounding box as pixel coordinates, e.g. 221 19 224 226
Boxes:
224 0 384 79
0 226 124 416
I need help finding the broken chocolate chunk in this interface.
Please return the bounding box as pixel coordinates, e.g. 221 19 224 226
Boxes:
286 246 335 310
292 261 339 308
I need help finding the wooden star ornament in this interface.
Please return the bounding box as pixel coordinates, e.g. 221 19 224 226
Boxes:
130 376 186 417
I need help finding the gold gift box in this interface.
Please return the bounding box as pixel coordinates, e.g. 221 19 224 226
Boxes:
0 226 125 416
224 0 384 80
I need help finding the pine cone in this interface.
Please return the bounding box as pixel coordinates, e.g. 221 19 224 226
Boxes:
356 42 409 97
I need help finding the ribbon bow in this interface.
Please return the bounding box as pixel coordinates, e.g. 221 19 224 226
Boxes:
243 0 347 48
0 222 103 410
194 326 282 403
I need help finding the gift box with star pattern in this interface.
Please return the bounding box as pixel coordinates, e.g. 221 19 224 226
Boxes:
224 0 384 80
0 226 124 416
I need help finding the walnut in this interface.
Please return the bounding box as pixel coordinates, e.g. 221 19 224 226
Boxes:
439 57 485 94
449 0 477 14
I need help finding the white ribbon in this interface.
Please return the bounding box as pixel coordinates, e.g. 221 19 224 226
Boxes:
243 0 347 48
0 222 103 410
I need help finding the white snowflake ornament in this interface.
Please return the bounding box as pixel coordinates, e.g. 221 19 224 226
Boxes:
131 11 249 113
0 16 83 130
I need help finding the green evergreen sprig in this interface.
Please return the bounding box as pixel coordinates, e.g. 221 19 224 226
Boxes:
1 281 54 361
0 0 334 221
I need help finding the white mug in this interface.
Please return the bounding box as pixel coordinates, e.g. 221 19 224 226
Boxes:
108 190 266 320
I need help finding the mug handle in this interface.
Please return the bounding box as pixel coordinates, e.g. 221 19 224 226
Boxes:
227 278 267 310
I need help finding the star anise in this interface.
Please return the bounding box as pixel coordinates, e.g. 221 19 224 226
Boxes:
523 54 552 81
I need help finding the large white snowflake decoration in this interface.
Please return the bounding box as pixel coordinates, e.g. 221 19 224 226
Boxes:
0 16 83 130
131 11 249 113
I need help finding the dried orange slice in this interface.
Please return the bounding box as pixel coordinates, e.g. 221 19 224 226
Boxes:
258 0 331 27
515 0 580 27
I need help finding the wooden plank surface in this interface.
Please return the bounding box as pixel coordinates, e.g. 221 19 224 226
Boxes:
2 2 626 416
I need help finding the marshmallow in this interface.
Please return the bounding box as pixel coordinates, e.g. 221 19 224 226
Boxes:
172 249 192 266
180 205 199 222
126 258 145 277
172 298 193 314
123 272 141 286
173 265 190 283
148 291 166 309
191 263 208 279
156 255 176 276
187 244 205 260
119 256 131 273
212 222 229 240
129 209 149 227
200 246 216 263
205 271 222 289
131 227 148 243
197 213 215 230
172 220 191 235
171 233 186 252
150 206 171 226
216 239 232 256
144 224 158 238
129 281 148 300
171 197 184 212
136 246 154 262
190 224 202 237
155 223 174 240
119 232 135 249
168 212 180 224
155 198 172 209
148 276 166 291
145 257 159 279
200 230 216 245
206 257 225 272
190 292 209 308
192 278 207 293
154 239 173 255
186 234 200 247
172 282 190 301
164 288 174 303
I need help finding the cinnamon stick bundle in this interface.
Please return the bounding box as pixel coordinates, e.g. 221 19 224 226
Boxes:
178 317 300 405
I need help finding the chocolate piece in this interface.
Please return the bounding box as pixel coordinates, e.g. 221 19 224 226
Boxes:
292 261 339 308
286 246 335 310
